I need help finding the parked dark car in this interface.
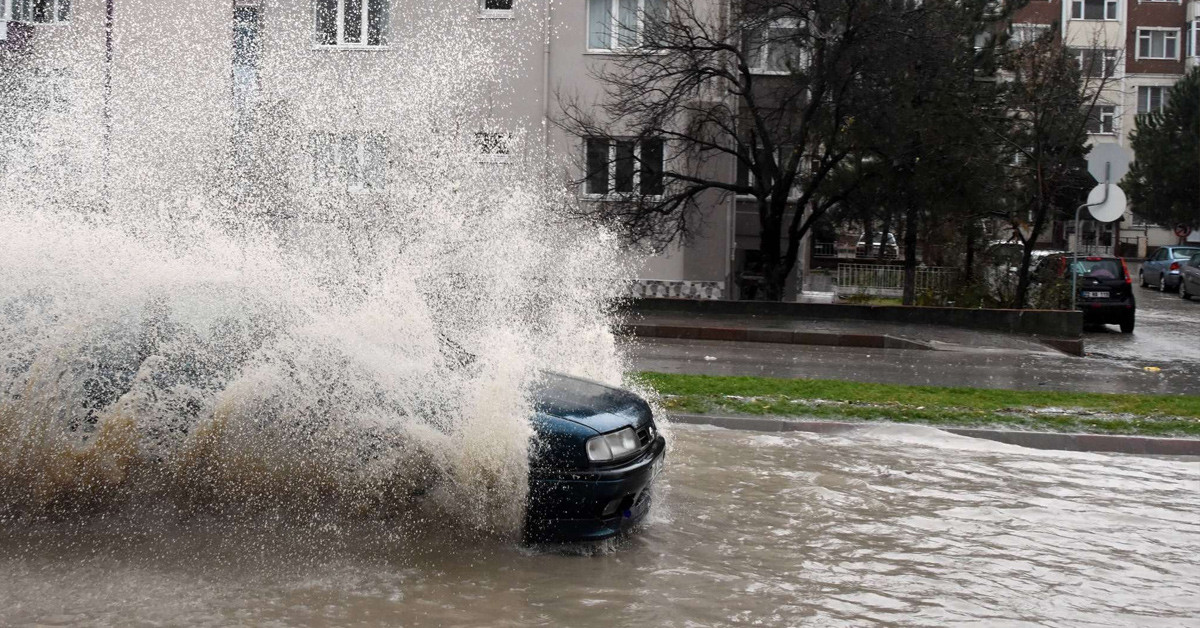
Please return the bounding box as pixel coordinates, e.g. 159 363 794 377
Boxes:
1035 254 1136 333
525 373 666 542
1180 253 1200 301
1140 246 1200 292
855 233 899 259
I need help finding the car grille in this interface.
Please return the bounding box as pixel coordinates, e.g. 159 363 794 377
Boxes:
636 425 653 447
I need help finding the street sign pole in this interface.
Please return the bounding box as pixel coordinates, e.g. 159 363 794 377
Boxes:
1072 163 1111 312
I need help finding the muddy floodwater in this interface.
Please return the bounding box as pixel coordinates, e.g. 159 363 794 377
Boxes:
2 424 1197 627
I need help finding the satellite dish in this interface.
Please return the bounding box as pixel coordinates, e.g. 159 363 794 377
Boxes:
1086 183 1126 223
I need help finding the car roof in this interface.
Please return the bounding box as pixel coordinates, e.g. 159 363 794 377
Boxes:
1043 253 1121 260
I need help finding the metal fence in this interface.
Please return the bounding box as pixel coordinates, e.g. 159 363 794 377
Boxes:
812 241 837 258
835 264 957 298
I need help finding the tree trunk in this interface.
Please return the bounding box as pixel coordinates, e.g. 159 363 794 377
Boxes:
876 212 893 263
760 208 786 301
964 224 976 288
902 202 919 305
1014 169 1049 309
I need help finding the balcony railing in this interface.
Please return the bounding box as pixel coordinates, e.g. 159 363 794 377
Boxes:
834 264 957 298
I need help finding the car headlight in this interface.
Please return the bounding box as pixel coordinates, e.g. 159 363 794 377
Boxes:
586 427 639 462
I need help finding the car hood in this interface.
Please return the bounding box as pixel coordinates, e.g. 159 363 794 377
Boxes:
531 372 652 435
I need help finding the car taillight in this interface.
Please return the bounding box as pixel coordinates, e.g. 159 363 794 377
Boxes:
1170 262 1180 272
1121 258 1132 284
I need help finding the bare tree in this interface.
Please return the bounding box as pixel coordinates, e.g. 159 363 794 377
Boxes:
988 33 1113 308
558 0 891 300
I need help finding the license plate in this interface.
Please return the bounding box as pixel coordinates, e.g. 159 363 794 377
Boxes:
1082 291 1109 298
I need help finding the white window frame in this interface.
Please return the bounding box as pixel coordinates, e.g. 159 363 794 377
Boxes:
1085 104 1117 135
737 146 805 200
586 0 665 52
313 0 388 49
1190 20 1200 58
1009 23 1051 48
474 131 513 163
746 17 806 75
1070 0 1119 20
9 0 71 24
1136 27 1180 60
582 137 666 199
1137 85 1170 114
1071 47 1120 77
480 0 514 18
310 132 389 194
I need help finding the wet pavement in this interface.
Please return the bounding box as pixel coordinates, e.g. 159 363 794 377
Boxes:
1086 274 1200 370
1 424 1197 627
628 278 1200 395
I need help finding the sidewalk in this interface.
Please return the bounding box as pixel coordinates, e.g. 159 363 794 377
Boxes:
621 310 1083 356
671 414 1200 456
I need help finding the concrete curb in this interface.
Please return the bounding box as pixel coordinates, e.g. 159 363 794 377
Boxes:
671 413 1200 456
620 323 1084 356
620 323 932 351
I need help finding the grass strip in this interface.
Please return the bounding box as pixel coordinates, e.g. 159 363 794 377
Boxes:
633 372 1200 437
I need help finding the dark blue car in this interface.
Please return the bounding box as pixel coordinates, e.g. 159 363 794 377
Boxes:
525 373 666 542
1140 246 1200 292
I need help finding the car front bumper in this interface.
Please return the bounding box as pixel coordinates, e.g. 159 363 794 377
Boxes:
525 436 666 542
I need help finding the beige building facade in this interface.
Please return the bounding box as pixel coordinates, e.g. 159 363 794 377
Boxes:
1 0 739 298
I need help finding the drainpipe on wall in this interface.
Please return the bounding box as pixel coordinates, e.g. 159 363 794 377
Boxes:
103 0 114 211
542 0 553 154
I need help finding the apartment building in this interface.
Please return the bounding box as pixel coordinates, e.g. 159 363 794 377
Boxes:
1 0 736 298
7 2 1187 304
1012 0 1200 255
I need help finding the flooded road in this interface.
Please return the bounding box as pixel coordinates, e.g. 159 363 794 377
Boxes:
1086 270 1200 370
2 424 1197 627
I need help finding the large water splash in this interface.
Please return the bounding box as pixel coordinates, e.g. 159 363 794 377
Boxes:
0 7 635 538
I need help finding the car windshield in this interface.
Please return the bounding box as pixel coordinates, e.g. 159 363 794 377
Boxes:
1069 259 1122 279
1171 248 1200 260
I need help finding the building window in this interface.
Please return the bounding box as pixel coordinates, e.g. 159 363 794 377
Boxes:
315 0 389 48
1137 86 1169 115
10 0 71 24
474 131 512 163
587 0 666 51
233 5 262 110
736 145 803 198
1137 29 1179 60
481 0 513 14
1070 0 1118 20
584 137 665 197
310 132 389 192
1009 23 1050 48
745 18 805 74
1085 105 1116 135
1190 20 1199 58
1071 48 1119 78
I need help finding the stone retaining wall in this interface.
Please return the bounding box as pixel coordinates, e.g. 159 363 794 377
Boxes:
628 298 1082 339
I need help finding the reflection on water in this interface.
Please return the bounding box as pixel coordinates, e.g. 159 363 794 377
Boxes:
2 424 1197 627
